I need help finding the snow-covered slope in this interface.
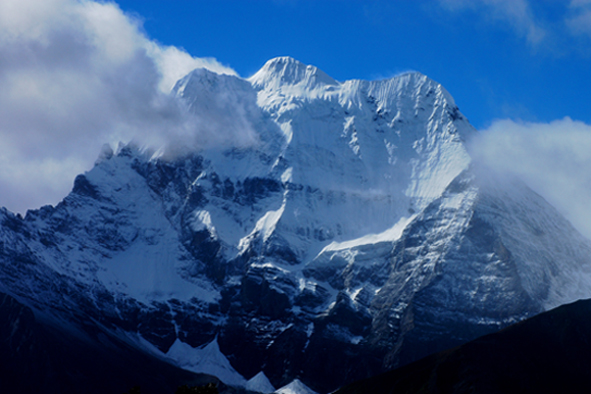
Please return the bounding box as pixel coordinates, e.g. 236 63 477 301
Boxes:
368 168 591 367
247 372 276 393
275 379 318 394
165 337 246 387
1 57 591 393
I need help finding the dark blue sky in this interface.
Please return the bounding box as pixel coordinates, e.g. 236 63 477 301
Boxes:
115 0 591 129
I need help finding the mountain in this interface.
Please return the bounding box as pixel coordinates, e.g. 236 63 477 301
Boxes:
1 57 591 393
334 298 591 394
0 291 223 394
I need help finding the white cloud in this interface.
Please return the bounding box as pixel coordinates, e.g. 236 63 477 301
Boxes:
470 117 591 239
147 43 237 93
0 0 241 214
438 0 546 45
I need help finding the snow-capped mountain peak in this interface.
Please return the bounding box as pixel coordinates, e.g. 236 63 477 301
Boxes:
1 57 591 394
249 56 338 91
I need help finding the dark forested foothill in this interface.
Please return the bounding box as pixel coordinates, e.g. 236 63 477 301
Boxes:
335 299 591 394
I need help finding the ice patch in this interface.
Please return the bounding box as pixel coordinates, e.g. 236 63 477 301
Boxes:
306 322 314 337
319 215 415 254
190 210 217 238
275 379 318 394
246 371 275 393
281 167 293 183
165 337 247 387
238 202 286 252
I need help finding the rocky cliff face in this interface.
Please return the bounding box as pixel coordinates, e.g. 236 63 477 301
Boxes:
1 57 591 393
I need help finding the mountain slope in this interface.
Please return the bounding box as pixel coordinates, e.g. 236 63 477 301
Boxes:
335 298 591 394
0 57 590 393
0 292 222 394
366 168 591 369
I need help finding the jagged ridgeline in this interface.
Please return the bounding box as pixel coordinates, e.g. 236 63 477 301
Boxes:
1 57 591 394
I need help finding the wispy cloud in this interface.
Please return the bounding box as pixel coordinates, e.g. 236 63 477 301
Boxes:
470 117 591 239
0 0 240 214
438 0 591 51
566 0 591 38
437 0 546 45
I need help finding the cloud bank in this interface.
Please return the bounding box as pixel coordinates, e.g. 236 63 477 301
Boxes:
0 0 240 214
470 117 591 239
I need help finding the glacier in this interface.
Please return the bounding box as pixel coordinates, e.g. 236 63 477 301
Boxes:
1 56 591 393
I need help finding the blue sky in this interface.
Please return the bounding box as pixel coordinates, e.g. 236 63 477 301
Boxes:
0 0 590 238
115 0 591 129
